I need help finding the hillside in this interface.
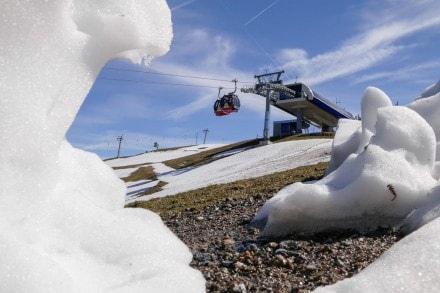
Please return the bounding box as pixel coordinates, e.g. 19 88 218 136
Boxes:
109 136 400 292
106 136 333 202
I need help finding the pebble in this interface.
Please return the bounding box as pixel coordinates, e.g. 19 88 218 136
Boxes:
163 191 400 292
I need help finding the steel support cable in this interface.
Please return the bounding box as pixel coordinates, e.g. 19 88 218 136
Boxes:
102 66 254 84
96 77 235 90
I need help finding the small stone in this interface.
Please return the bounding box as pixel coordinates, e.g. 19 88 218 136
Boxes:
232 282 247 293
196 216 204 221
273 254 288 267
223 238 235 246
279 240 298 250
306 262 317 270
192 250 205 261
335 258 344 266
221 260 234 267
266 242 279 249
248 243 258 252
274 248 289 256
234 261 247 270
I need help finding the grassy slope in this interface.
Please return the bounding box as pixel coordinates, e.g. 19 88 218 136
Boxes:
123 135 332 216
126 161 328 217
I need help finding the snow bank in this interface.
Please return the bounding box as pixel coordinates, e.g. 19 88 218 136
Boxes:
408 88 440 178
249 81 440 291
252 87 437 236
401 81 440 233
0 1 204 292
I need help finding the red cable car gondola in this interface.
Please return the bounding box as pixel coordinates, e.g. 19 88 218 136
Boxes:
214 80 241 116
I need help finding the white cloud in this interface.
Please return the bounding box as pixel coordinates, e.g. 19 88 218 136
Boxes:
278 2 440 85
170 0 197 11
353 61 440 85
164 90 213 120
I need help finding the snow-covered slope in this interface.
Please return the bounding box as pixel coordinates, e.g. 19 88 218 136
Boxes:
108 139 332 201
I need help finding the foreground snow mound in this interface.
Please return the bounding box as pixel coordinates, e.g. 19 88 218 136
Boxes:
402 182 440 233
252 89 436 236
326 87 392 174
0 1 204 292
414 80 440 100
315 217 440 292
408 84 440 178
325 119 362 175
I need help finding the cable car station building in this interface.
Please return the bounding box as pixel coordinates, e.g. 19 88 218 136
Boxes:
274 82 354 133
242 72 354 141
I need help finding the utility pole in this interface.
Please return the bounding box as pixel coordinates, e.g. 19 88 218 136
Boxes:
203 128 209 144
116 134 123 158
195 132 198 145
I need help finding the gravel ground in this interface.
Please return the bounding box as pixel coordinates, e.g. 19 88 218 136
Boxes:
163 193 401 293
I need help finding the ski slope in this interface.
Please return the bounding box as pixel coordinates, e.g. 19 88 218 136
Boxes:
107 139 333 201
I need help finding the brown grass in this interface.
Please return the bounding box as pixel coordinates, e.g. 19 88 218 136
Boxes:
162 139 260 169
126 161 328 217
121 166 157 182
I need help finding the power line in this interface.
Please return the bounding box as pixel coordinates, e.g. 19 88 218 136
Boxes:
96 77 236 90
102 66 254 84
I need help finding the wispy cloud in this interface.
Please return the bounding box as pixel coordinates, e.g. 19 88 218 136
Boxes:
352 60 440 85
277 1 440 85
171 0 197 11
149 28 268 119
244 0 280 26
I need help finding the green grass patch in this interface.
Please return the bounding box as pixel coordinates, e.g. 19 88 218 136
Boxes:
126 161 328 217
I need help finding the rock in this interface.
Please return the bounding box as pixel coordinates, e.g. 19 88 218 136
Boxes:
248 243 258 252
274 248 289 256
306 262 317 271
273 254 288 267
234 261 247 271
279 240 298 250
232 282 247 293
161 187 400 292
266 242 279 249
223 237 235 246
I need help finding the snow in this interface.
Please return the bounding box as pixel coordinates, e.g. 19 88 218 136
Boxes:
252 86 438 235
109 80 440 292
119 139 332 201
107 144 225 168
0 1 204 292
3 0 440 291
247 82 440 291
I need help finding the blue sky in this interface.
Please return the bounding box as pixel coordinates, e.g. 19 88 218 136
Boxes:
67 0 440 159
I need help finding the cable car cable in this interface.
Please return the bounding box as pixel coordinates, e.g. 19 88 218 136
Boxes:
96 77 235 90
102 66 254 84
